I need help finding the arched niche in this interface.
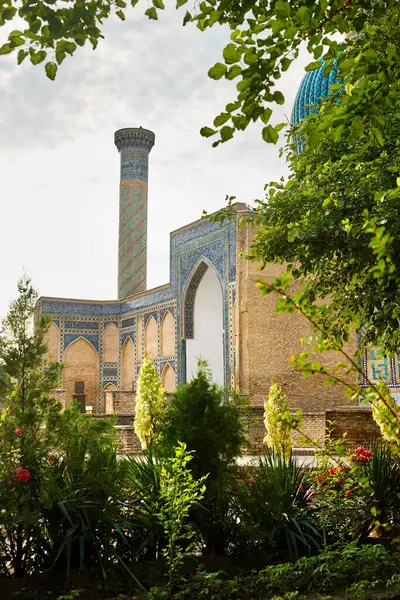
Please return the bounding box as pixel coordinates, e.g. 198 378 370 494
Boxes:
63 337 99 411
145 316 158 359
121 336 135 391
44 321 60 362
160 311 175 357
184 261 224 385
102 324 119 363
103 382 117 392
161 363 176 393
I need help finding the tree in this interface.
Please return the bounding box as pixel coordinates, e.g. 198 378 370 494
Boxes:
264 379 293 458
1 0 399 153
158 361 248 553
134 352 167 450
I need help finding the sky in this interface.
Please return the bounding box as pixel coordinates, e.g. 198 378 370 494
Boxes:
0 8 310 317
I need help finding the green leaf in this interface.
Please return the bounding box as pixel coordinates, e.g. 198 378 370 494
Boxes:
213 113 230 127
305 61 322 72
208 62 226 80
225 64 242 80
200 127 217 138
131 0 139 5
182 10 191 25
145 7 158 19
223 43 241 64
220 126 234 141
45 62 57 80
273 91 284 105
30 49 46 65
17 49 28 64
261 107 272 124
153 0 165 9
55 48 66 64
116 9 126 19
262 125 279 144
0 43 12 55
177 0 188 6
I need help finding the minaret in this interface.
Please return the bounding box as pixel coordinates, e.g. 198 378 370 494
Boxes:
114 127 155 299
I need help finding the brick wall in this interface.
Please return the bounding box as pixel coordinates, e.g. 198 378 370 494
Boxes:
235 221 358 412
326 408 381 448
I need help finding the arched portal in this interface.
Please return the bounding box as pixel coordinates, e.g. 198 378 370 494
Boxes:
121 336 134 391
184 262 224 384
63 337 99 412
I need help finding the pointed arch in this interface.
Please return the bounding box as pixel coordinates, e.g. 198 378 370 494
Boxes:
103 382 117 392
145 315 158 358
184 260 224 385
102 323 119 362
63 337 99 412
121 336 135 391
44 321 60 362
161 363 176 393
160 311 175 357
182 258 223 339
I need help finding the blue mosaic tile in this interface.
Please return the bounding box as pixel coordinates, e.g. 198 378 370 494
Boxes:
65 321 99 330
64 333 99 352
122 331 134 346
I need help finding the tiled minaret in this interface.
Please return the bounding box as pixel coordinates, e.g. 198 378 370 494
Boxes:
114 127 155 299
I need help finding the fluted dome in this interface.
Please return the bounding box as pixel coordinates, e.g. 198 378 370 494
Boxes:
291 62 338 125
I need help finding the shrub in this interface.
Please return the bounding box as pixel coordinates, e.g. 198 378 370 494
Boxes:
134 352 167 450
233 451 320 559
157 361 248 554
264 380 293 458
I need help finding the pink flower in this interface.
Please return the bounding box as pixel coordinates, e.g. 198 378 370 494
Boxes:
299 485 304 492
14 428 22 437
15 468 31 482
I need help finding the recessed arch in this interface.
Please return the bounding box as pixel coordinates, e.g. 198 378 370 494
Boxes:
182 258 223 339
160 311 175 357
103 382 117 392
121 336 135 391
63 337 99 411
161 363 176 393
103 323 119 362
44 321 60 362
184 261 224 385
145 315 158 358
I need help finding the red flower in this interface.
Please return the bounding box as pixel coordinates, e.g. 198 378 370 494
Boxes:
14 428 22 437
345 490 352 497
328 467 338 476
306 503 312 509
15 468 31 482
299 485 304 492
247 492 251 497
195 570 202 576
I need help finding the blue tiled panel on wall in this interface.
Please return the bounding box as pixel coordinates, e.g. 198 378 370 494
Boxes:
64 333 99 352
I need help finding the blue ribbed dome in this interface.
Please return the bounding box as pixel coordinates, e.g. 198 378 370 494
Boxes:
291 62 338 125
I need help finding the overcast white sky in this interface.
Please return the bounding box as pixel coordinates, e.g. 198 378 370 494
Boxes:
0 8 309 317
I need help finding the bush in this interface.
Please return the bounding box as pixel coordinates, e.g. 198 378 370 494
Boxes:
157 362 248 554
233 452 320 559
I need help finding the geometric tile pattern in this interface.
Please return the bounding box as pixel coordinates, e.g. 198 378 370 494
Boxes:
291 60 339 125
115 128 155 300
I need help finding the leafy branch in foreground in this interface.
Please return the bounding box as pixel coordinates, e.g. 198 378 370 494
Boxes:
256 273 400 446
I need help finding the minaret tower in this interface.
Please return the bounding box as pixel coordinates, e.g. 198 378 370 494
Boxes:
114 127 155 299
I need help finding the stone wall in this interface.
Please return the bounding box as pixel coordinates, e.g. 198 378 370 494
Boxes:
326 407 381 448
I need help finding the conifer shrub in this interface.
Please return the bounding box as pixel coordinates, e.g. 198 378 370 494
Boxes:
157 361 248 554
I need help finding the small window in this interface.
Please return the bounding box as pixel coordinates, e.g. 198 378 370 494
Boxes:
74 381 85 395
